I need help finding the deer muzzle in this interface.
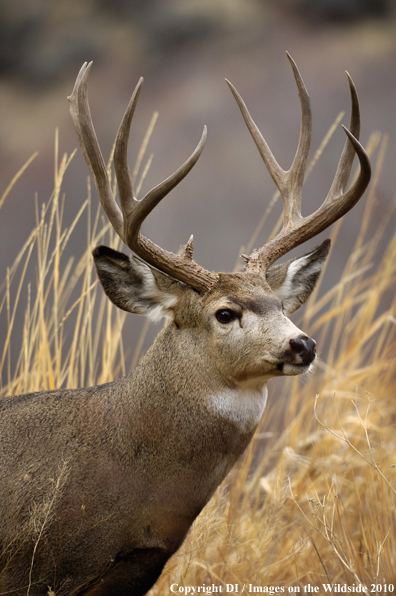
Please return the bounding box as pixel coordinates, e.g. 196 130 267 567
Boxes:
276 334 316 375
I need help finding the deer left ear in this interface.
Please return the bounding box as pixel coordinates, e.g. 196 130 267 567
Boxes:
266 239 331 315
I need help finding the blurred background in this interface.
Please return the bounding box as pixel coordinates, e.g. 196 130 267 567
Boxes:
1 0 396 373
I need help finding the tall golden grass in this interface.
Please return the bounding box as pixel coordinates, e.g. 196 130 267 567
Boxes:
0 123 395 590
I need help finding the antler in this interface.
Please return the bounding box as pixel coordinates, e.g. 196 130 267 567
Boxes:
227 52 371 272
68 62 218 293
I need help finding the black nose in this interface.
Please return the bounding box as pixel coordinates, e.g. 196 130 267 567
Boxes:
289 336 316 364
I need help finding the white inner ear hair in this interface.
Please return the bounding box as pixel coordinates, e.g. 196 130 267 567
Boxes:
127 259 177 323
276 254 322 301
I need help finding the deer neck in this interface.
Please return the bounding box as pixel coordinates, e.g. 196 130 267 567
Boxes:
128 323 268 452
96 323 269 546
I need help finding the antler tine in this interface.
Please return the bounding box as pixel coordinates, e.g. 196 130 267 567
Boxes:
123 127 218 292
113 84 213 289
285 52 312 225
226 54 371 273
68 62 124 238
113 76 144 219
225 79 285 192
226 52 312 229
69 63 218 293
115 108 207 252
242 65 371 272
324 71 360 202
113 77 206 240
253 127 370 270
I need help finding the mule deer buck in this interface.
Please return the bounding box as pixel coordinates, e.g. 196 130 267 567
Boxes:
0 54 370 595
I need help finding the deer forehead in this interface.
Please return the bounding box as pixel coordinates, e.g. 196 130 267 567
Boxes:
201 272 282 314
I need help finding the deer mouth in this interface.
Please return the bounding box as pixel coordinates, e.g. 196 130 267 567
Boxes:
276 362 312 376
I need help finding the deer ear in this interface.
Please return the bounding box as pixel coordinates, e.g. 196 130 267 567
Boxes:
266 239 331 315
92 246 181 322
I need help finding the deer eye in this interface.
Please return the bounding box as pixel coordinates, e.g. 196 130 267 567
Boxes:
215 309 239 324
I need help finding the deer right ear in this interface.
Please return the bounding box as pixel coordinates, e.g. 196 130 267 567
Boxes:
92 246 179 322
266 239 331 315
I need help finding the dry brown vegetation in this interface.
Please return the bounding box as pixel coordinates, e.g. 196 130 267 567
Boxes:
0 122 395 591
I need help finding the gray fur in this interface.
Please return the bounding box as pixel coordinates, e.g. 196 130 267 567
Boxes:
0 241 329 594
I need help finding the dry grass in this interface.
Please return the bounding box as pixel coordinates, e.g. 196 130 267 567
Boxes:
150 131 396 590
1 123 396 591
0 122 159 398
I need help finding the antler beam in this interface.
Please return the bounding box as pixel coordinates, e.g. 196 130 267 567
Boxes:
69 57 371 289
227 52 371 272
68 62 218 293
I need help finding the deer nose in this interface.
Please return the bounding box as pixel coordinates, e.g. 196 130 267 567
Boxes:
289 336 316 364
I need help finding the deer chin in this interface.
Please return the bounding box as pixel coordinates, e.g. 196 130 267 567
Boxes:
277 362 312 376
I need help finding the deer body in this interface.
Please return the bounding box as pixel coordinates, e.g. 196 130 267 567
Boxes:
0 359 256 592
0 269 318 594
0 366 254 592
0 55 371 594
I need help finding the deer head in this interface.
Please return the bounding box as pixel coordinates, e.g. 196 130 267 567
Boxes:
0 56 372 596
68 54 370 390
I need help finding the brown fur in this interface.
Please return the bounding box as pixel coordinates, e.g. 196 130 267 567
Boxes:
0 241 329 595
